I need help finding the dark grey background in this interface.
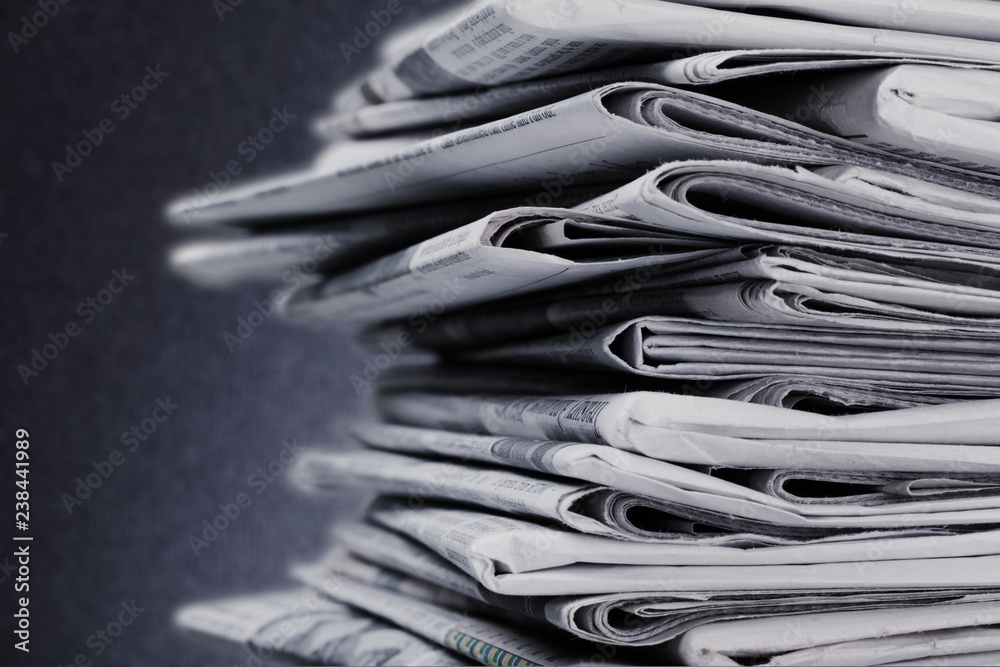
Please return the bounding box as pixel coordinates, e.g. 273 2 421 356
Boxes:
3 2 455 664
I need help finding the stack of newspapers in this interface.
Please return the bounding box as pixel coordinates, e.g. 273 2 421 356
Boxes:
170 1 1000 665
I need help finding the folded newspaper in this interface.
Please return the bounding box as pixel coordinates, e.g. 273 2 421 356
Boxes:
168 81 1000 225
709 64 1000 174
289 564 600 666
297 438 1000 542
665 602 1000 666
371 241 1000 357
174 588 468 665
320 54 1000 137
282 159 1000 325
344 0 1000 105
282 207 721 324
307 518 1000 650
366 361 1000 413
169 187 607 287
463 314 1000 388
377 389 1000 469
706 374 1000 411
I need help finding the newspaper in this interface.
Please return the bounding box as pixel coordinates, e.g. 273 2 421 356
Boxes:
558 592 1000 654
281 158 1000 324
631 244 1000 307
667 0 1000 41
321 53 1000 137
166 83 1000 226
399 276 1000 348
675 0 1000 41
295 447 796 541
169 187 609 287
310 134 435 167
173 587 467 665
304 544 514 624
322 61 697 138
464 314 1000 388
711 64 1000 174
330 156 1000 341
367 501 1000 597
377 390 1000 471
297 447 1000 540
348 422 1000 525
279 535 1000 662
366 358 1000 416
576 161 1000 262
346 0 1000 106
171 230 349 288
319 524 515 613
280 208 719 325
711 375 1000 410
667 601 1000 666
375 242 1000 357
290 562 594 666
326 520 1000 648
608 279 1000 333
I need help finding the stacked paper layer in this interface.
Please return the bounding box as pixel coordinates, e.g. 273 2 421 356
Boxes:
170 2 1000 665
